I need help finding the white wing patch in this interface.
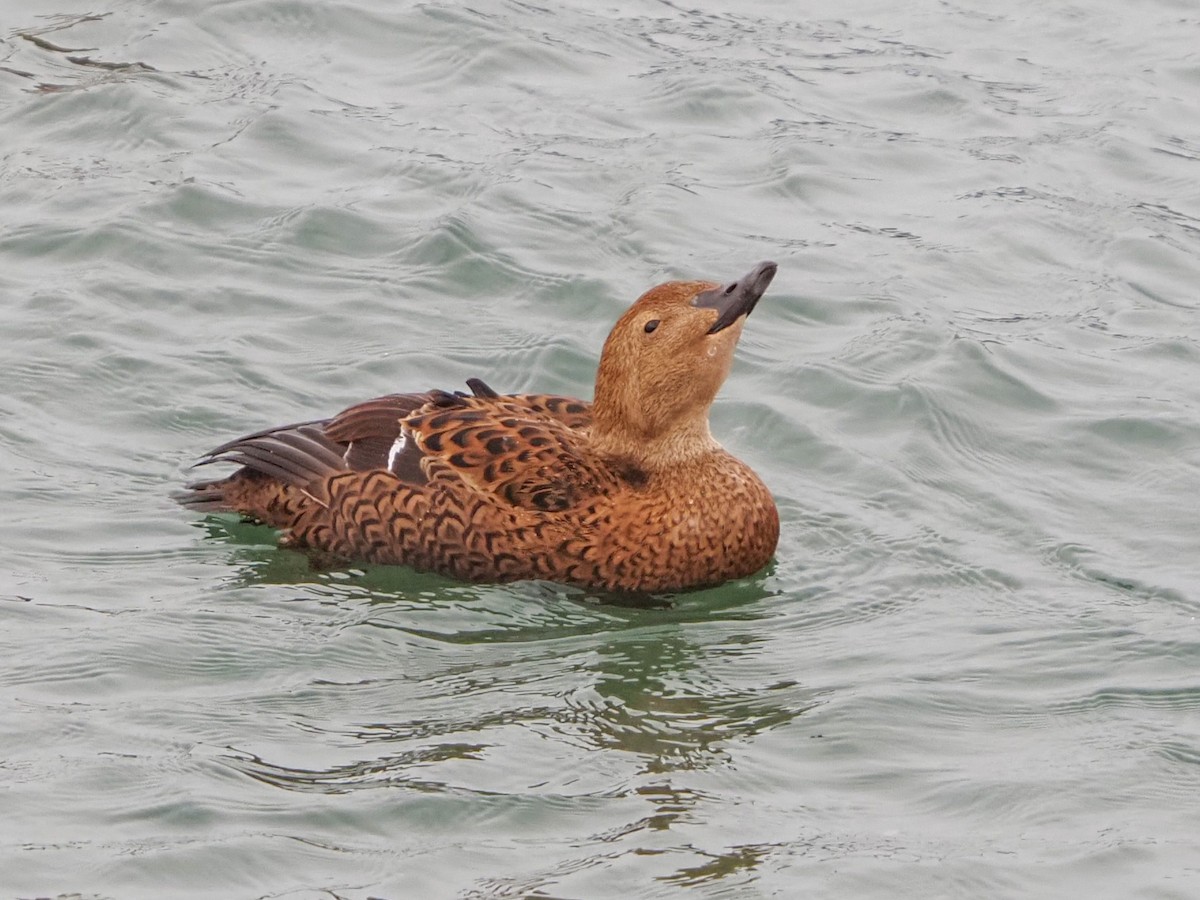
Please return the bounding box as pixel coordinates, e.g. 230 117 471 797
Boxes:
387 430 408 474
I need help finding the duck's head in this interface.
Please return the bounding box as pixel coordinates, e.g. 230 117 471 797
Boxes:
591 260 777 467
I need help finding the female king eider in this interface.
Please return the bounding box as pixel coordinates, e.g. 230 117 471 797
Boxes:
178 262 779 592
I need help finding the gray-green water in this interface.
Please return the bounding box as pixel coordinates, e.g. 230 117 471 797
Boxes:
2 1 1198 897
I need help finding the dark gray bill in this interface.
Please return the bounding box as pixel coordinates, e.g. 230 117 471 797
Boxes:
693 260 778 334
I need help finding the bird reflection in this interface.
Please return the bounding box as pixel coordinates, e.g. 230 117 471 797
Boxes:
206 515 811 893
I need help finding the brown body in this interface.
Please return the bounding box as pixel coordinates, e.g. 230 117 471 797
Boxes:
179 263 780 593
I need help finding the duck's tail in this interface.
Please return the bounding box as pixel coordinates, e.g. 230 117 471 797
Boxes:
174 417 348 519
172 479 233 512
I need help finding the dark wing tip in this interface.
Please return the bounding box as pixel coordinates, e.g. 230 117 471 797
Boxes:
466 377 501 398
172 483 229 511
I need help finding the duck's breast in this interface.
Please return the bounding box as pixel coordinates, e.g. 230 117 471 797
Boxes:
569 454 778 592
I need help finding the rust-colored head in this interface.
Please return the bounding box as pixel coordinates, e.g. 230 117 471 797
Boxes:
591 261 777 467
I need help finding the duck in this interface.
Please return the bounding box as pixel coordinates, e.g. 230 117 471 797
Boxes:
178 261 780 593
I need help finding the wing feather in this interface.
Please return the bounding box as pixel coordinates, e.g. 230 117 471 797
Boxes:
405 395 611 512
185 382 599 509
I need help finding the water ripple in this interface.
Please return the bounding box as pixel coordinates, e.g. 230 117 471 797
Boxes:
3 0 1200 897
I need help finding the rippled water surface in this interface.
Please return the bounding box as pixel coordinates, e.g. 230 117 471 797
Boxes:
2 1 1199 897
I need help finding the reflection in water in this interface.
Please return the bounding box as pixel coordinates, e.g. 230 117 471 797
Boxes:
566 629 809 772
222 742 488 795
658 841 779 887
210 565 812 888
216 619 811 784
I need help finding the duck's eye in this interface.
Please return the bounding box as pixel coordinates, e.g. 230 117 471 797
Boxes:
644 319 660 334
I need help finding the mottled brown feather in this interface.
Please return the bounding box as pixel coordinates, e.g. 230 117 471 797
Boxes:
178 262 780 592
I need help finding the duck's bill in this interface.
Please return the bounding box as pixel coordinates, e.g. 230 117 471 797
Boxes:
693 260 778 334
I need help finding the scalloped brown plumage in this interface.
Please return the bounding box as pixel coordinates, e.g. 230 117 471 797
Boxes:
178 262 780 592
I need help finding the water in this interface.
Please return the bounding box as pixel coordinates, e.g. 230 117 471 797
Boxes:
2 0 1198 897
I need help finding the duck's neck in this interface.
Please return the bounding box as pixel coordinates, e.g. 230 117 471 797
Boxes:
589 414 721 472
